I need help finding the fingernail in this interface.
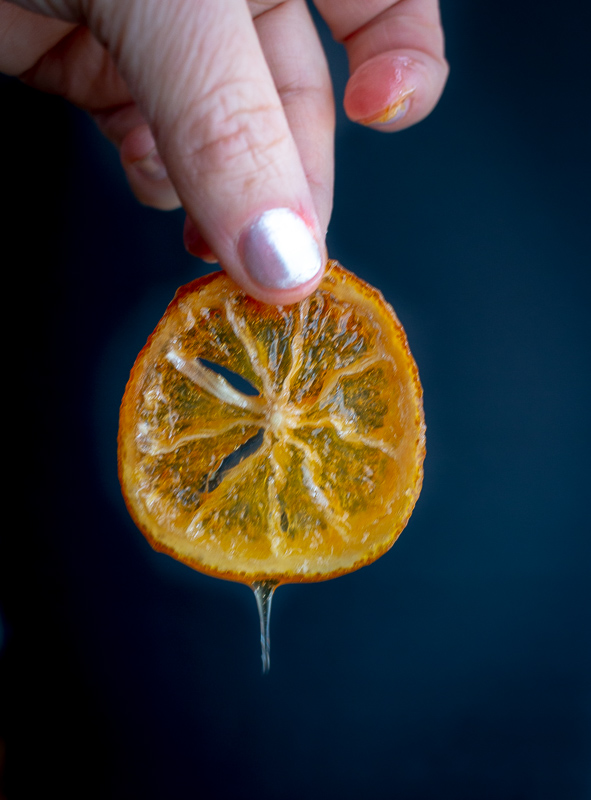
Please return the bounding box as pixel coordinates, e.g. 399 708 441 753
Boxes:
359 90 414 127
183 217 218 262
241 208 323 290
133 148 168 182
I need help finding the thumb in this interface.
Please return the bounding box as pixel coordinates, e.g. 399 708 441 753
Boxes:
89 0 326 303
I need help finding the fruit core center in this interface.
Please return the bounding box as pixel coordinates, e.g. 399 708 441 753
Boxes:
267 401 298 435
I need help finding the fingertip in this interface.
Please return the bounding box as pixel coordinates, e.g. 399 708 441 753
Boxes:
344 52 448 132
183 217 218 263
120 124 181 210
184 207 326 303
185 210 326 304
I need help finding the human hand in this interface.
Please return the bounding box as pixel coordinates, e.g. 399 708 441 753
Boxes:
0 0 447 303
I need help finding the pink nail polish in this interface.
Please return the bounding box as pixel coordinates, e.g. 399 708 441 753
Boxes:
345 54 418 128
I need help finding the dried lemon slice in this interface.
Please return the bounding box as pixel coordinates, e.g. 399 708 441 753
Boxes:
118 261 425 667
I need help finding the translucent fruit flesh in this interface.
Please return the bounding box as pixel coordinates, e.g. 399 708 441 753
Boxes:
118 261 426 587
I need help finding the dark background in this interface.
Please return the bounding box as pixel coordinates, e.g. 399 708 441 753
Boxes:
1 2 590 798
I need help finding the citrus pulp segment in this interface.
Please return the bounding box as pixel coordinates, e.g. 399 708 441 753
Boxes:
118 261 425 585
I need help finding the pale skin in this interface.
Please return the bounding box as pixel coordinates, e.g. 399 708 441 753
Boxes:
0 0 448 303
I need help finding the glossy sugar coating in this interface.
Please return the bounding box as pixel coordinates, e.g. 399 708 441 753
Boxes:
118 261 425 585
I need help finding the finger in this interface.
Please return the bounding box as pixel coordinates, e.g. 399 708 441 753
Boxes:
252 0 335 237
183 217 218 263
95 106 181 210
186 0 335 265
0 1 74 75
7 6 182 212
89 0 326 304
314 0 448 131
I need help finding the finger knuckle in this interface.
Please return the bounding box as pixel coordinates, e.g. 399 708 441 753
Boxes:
176 80 289 187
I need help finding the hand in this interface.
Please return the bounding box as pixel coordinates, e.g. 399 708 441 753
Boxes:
0 0 448 303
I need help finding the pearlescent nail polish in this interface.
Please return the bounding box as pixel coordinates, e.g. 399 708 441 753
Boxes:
241 208 322 290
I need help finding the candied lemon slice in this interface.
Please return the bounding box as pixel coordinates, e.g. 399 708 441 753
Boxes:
118 261 425 668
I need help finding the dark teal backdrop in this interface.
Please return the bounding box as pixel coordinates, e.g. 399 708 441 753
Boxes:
1 3 590 798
